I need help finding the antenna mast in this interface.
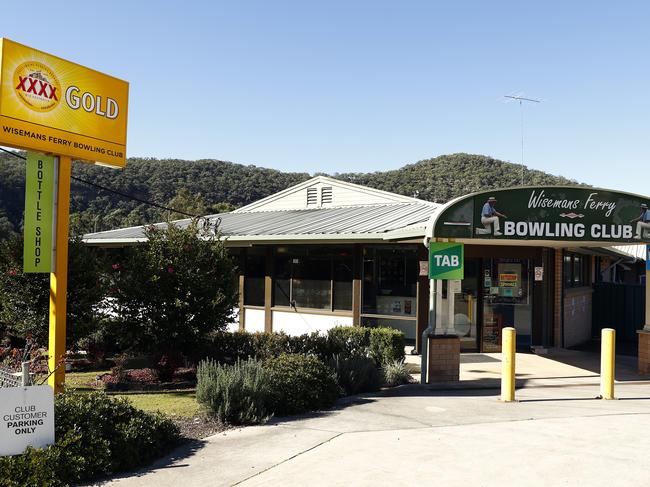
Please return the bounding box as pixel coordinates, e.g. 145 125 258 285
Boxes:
504 95 541 185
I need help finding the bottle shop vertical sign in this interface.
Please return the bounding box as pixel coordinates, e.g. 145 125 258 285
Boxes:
23 152 57 272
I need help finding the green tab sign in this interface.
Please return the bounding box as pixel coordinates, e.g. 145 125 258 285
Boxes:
23 152 56 273
429 242 464 280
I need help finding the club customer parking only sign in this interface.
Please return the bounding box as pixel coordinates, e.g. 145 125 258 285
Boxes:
0 386 55 456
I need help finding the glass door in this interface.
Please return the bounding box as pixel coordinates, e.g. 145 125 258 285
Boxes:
451 258 480 352
481 258 532 352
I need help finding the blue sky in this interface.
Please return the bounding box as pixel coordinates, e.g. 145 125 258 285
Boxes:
2 1 648 194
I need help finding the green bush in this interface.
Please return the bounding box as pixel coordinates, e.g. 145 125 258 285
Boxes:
382 360 413 387
264 354 339 416
0 392 180 486
287 332 333 358
200 327 404 368
201 331 291 363
196 358 271 424
329 355 384 395
368 327 405 365
327 327 370 358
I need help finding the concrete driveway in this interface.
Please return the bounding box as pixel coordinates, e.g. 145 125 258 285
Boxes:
101 375 650 487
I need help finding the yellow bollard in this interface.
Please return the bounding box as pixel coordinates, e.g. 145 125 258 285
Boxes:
600 328 616 400
501 327 516 402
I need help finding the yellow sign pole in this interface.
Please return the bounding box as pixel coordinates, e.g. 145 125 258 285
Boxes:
47 156 71 393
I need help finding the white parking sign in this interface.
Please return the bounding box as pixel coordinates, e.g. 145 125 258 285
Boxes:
1 385 55 456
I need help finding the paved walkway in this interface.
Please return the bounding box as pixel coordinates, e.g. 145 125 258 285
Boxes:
99 352 650 487
405 348 650 385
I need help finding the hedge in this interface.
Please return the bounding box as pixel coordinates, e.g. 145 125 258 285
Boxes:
0 392 180 486
201 326 404 366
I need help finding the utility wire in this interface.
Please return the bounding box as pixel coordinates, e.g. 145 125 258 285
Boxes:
0 147 198 218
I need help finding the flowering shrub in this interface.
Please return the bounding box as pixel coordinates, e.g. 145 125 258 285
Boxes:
106 222 238 358
125 368 159 383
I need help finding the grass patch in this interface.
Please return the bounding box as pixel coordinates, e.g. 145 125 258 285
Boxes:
65 371 201 418
63 370 109 390
112 391 202 418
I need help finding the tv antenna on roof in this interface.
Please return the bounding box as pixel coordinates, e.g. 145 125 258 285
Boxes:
504 94 541 185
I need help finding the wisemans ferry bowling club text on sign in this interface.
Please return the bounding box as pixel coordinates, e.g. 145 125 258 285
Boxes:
433 187 650 243
0 38 128 167
0 385 55 456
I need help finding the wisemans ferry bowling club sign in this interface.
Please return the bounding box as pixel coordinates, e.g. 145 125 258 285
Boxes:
0 38 128 167
433 187 650 243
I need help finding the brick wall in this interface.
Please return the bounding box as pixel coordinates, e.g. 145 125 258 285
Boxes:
427 336 460 383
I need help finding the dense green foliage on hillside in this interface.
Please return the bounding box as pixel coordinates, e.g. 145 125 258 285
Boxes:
0 151 576 235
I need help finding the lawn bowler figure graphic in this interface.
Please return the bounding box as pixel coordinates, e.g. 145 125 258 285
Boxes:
631 203 650 239
476 196 507 236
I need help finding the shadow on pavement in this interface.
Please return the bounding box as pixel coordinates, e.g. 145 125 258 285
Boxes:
543 349 648 382
93 438 207 485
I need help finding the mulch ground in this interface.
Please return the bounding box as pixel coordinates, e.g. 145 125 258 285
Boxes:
173 415 231 440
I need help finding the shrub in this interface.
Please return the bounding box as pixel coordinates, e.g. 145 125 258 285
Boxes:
107 221 239 357
196 358 271 425
199 327 405 369
327 327 370 359
0 392 180 486
287 332 333 359
126 368 160 383
201 331 291 364
264 354 339 416
382 360 413 387
368 328 405 365
326 326 405 365
328 355 384 395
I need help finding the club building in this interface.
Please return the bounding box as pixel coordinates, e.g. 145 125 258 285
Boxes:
84 176 649 356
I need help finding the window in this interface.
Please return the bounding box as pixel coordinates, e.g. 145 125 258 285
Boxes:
563 252 589 288
244 248 266 306
273 247 353 311
362 246 418 316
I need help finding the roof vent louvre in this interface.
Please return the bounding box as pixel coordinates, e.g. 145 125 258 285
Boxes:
321 186 333 205
306 187 318 206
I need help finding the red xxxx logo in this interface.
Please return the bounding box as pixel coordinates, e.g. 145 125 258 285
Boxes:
13 61 61 112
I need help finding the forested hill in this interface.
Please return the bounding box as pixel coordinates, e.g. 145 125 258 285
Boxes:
0 152 576 236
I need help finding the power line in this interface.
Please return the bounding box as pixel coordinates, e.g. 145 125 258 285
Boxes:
0 147 198 218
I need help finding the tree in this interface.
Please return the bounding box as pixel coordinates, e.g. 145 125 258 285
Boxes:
0 209 17 241
107 220 238 358
0 235 106 347
166 188 207 220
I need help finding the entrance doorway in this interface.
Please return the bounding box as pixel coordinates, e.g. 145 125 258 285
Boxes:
481 258 533 352
453 259 480 352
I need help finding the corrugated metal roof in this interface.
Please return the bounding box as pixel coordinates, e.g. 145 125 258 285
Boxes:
83 202 439 244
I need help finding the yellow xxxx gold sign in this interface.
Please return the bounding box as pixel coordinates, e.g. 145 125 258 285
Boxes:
0 38 129 167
